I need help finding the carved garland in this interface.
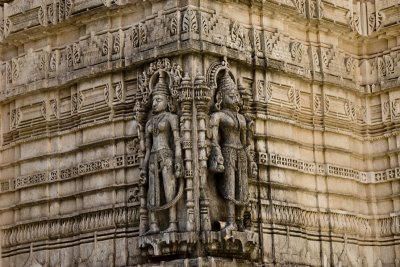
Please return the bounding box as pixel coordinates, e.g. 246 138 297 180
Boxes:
1 206 139 248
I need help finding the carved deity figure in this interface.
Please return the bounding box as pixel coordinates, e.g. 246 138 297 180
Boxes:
209 71 257 232
140 72 183 234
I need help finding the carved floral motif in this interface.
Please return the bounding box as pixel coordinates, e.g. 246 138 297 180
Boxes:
182 9 198 33
288 87 301 111
345 101 357 121
290 41 303 63
230 20 245 49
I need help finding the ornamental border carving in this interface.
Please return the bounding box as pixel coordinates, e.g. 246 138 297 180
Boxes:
1 205 140 249
258 152 400 184
0 151 139 194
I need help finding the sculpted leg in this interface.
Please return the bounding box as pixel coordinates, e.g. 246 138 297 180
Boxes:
224 164 238 231
146 163 160 234
236 205 245 231
161 165 178 233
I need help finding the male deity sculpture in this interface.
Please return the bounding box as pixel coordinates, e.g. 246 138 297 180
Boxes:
209 71 257 232
140 71 183 234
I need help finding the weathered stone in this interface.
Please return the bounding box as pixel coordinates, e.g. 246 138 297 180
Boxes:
0 0 399 266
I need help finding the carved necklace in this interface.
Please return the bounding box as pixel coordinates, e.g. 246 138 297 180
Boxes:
152 113 167 136
222 109 241 131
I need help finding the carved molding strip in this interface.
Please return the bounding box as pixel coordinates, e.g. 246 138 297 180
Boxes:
256 113 400 142
258 152 400 184
0 152 139 194
263 202 373 237
379 213 400 236
265 204 400 238
1 205 140 248
4 10 393 104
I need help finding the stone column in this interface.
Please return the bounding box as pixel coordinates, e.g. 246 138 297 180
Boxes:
134 90 149 236
178 74 195 232
194 74 212 231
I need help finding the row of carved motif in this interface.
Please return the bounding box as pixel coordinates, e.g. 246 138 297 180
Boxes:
1 205 140 248
2 204 395 250
3 10 398 100
258 152 400 183
263 202 372 236
379 213 400 236
0 151 140 194
7 81 126 131
1 0 126 38
4 0 396 41
256 82 367 123
4 8 393 100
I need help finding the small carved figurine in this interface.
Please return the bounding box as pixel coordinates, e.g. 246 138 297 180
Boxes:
209 71 257 232
140 72 183 234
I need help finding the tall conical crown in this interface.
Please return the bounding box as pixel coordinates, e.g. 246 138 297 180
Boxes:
217 71 237 93
153 71 169 96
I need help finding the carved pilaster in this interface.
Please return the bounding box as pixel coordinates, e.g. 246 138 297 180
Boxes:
178 74 195 232
194 74 212 232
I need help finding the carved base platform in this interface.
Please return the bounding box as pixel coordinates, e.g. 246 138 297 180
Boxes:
136 256 260 267
139 231 197 257
202 230 259 260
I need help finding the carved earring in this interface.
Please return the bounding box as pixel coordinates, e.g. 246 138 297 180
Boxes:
215 91 222 111
167 97 175 113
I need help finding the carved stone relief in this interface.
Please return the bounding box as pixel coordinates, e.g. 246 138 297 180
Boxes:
288 87 301 111
290 41 303 63
347 8 384 36
1 0 400 266
182 8 198 33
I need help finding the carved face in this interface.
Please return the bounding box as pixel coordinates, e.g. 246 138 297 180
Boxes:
152 94 168 114
222 88 241 110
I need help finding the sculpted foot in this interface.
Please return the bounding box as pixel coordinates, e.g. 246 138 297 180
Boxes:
161 222 178 233
145 223 160 235
236 219 245 232
222 222 237 232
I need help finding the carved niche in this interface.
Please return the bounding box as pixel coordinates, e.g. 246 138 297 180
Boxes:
201 59 259 260
134 58 197 258
133 58 259 261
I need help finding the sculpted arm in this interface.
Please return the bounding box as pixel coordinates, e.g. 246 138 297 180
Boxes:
140 121 151 184
210 113 221 148
209 112 224 172
246 118 258 178
170 114 183 177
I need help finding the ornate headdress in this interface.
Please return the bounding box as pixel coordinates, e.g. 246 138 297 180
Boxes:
215 70 240 111
217 70 238 94
152 71 169 97
151 71 176 112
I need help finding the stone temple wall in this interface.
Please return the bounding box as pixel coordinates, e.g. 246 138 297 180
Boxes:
0 0 399 266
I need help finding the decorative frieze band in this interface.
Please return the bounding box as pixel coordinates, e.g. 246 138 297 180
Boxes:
3 8 398 103
263 202 372 237
3 0 397 40
258 152 400 183
379 213 400 236
1 205 140 249
0 152 139 194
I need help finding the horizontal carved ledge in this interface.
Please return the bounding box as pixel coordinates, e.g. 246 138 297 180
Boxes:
139 231 197 257
202 230 259 260
257 152 400 184
1 205 140 249
261 202 373 237
0 152 139 194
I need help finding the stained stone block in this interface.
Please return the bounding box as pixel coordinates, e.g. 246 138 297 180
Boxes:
0 0 399 266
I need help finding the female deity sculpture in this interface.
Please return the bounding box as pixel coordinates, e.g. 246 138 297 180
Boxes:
140 71 183 234
209 71 257 232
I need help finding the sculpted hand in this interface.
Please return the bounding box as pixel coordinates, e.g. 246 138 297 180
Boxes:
174 162 183 178
209 146 225 173
216 155 225 172
251 161 258 177
174 156 183 177
139 170 147 185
